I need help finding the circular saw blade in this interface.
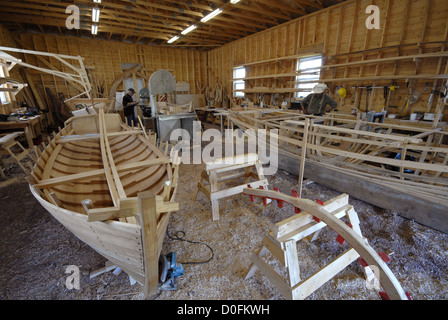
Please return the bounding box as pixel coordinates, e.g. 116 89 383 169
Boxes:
159 254 169 283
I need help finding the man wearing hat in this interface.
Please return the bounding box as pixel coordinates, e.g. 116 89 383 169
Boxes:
123 88 138 126
300 83 338 116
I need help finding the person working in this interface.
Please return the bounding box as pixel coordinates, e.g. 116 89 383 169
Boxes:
300 83 338 116
122 88 138 126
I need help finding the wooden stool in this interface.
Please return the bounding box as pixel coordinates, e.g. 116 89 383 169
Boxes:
195 153 269 221
244 189 409 300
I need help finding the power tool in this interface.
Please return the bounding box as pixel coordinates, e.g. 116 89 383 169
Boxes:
158 252 184 291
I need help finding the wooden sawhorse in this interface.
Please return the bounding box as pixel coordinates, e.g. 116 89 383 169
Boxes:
195 153 269 221
243 188 409 300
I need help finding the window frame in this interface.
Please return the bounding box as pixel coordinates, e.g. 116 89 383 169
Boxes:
295 55 323 99
233 66 246 98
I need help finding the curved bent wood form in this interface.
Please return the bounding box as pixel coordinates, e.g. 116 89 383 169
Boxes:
29 112 180 298
243 188 409 300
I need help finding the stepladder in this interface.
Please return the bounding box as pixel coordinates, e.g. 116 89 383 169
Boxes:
194 153 269 221
243 188 410 300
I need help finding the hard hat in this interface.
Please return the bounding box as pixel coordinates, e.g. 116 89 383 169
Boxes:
313 83 328 94
338 87 347 98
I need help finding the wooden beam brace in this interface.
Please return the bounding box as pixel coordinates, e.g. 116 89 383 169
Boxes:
36 158 171 188
85 195 179 222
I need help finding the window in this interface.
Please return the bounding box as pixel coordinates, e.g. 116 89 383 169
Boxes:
295 55 323 99
0 63 10 105
233 66 246 98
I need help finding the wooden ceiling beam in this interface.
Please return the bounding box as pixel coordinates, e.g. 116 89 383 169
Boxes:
74 0 195 24
131 0 205 19
0 9 236 46
230 3 291 21
161 0 279 26
0 0 341 49
255 0 307 16
294 0 325 10
0 13 173 42
0 5 185 40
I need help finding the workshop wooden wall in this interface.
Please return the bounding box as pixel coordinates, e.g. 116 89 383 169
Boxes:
0 25 208 111
208 0 448 116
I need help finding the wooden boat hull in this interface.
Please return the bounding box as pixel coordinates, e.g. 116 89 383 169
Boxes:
29 112 179 295
276 150 448 234
228 109 448 234
30 185 146 283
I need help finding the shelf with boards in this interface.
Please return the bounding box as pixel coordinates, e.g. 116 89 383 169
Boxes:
232 44 324 95
232 49 448 86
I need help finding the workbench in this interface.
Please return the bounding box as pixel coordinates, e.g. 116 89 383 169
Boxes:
0 114 47 147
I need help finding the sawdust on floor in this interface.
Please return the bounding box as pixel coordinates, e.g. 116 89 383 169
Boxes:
0 155 447 301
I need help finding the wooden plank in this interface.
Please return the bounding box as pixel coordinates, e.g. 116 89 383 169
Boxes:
57 130 141 143
284 240 301 288
291 248 360 300
250 252 293 299
277 205 352 243
209 179 268 201
298 118 309 197
138 191 160 298
274 193 349 238
205 153 259 171
86 196 179 222
98 110 121 206
312 124 423 144
36 158 170 188
232 114 448 173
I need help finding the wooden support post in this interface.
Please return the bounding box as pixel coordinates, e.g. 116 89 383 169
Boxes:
298 118 309 198
209 171 220 221
284 240 301 288
138 191 159 299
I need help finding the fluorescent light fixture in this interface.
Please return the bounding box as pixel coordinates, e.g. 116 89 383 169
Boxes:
230 0 241 3
201 8 223 23
167 36 179 44
91 24 98 35
93 0 101 3
181 25 197 35
92 7 100 22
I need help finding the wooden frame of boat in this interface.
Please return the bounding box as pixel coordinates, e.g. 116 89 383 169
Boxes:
227 106 448 234
28 109 180 298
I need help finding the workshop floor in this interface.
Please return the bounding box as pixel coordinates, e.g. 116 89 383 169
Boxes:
1 151 448 301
